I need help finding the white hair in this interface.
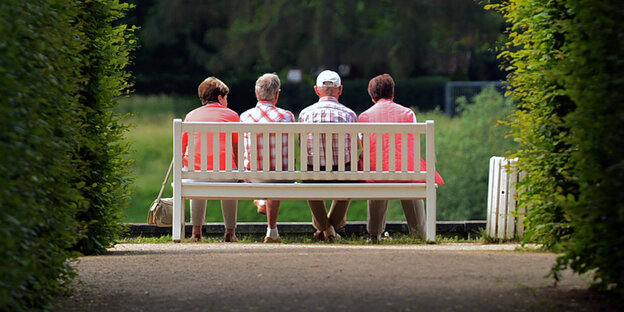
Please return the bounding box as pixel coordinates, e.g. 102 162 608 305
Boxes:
255 73 280 101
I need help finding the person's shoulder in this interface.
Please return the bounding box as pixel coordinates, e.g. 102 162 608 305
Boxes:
391 101 417 121
183 104 209 121
185 105 204 116
299 103 316 113
358 105 375 117
223 107 240 120
395 102 415 115
338 102 356 114
240 106 256 116
390 100 411 110
277 106 294 115
299 102 320 114
283 108 295 121
223 106 239 114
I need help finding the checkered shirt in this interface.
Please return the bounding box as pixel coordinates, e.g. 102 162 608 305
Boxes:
298 96 357 167
240 101 295 171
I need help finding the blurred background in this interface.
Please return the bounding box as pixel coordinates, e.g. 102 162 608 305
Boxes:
117 0 515 224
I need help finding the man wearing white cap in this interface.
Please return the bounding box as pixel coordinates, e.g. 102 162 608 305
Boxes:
298 70 358 241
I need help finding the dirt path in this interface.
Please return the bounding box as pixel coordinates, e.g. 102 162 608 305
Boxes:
54 243 615 312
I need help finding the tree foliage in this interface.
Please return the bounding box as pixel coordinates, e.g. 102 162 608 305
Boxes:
0 0 135 310
488 0 624 297
127 0 505 94
436 87 516 220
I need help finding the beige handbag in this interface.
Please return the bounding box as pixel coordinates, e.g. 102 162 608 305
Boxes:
147 160 173 227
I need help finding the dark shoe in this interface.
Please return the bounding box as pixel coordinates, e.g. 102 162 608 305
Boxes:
408 229 425 240
366 234 381 244
254 200 267 215
264 236 282 243
314 230 325 241
224 233 238 242
190 233 202 242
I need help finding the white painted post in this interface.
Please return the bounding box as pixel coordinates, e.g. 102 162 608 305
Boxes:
487 157 523 239
425 121 436 242
505 158 518 239
497 158 509 238
172 119 184 242
486 157 497 236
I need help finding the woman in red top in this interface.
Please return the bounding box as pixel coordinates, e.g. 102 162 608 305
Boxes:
182 77 240 242
358 74 444 241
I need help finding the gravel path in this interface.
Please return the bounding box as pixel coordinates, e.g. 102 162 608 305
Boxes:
53 243 615 312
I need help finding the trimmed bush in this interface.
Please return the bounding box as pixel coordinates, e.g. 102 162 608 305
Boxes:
0 0 135 310
0 1 82 310
488 0 624 297
70 0 135 255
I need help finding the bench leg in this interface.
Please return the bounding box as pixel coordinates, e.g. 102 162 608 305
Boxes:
426 195 437 243
173 194 183 243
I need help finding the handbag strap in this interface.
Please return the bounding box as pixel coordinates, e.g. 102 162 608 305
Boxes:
156 159 174 201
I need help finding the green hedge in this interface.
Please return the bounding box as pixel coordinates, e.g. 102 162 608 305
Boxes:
0 0 135 310
488 0 624 297
70 0 135 255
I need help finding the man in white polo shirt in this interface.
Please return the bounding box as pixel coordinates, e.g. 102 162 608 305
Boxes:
298 70 358 241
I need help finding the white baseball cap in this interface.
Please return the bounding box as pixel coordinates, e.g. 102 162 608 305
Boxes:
316 70 341 87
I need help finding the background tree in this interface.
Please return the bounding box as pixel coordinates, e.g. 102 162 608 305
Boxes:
126 0 505 94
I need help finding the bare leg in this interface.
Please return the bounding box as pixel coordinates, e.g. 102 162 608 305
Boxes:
328 200 350 230
308 200 329 231
221 200 238 241
266 200 280 229
190 199 206 240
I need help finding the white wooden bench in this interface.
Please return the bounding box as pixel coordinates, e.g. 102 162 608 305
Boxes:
172 119 439 242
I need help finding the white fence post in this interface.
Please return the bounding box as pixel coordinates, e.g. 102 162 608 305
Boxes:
486 157 524 239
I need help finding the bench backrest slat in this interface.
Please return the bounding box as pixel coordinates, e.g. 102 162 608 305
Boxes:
313 131 320 171
210 132 217 172
188 131 195 170
376 133 382 171
350 131 357 168
401 133 416 171
237 132 244 171
363 133 370 172
250 132 257 171
388 134 395 172
225 132 232 171
175 121 434 182
262 132 270 171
